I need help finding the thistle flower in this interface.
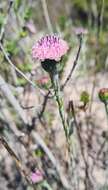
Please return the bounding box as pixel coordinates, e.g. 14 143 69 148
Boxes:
32 35 68 137
32 34 69 62
30 170 43 183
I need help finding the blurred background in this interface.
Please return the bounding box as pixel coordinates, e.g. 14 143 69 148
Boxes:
0 0 108 190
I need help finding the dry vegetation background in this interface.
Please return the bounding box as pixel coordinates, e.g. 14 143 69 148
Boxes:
0 0 108 190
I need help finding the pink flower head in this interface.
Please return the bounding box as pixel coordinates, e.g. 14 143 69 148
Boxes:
32 34 69 61
30 170 43 183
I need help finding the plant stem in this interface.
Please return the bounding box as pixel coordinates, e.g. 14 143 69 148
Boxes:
50 72 68 138
105 102 108 119
50 71 76 185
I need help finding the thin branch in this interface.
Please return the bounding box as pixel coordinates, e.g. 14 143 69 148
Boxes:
62 35 83 90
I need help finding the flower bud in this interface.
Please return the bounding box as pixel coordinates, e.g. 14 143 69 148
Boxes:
99 88 108 103
80 91 89 105
37 76 50 88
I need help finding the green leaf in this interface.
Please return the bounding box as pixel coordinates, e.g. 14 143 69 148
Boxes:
19 29 28 38
24 7 32 21
35 148 44 157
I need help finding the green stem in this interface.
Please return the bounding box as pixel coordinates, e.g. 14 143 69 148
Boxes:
50 72 68 138
105 102 108 119
50 71 76 184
